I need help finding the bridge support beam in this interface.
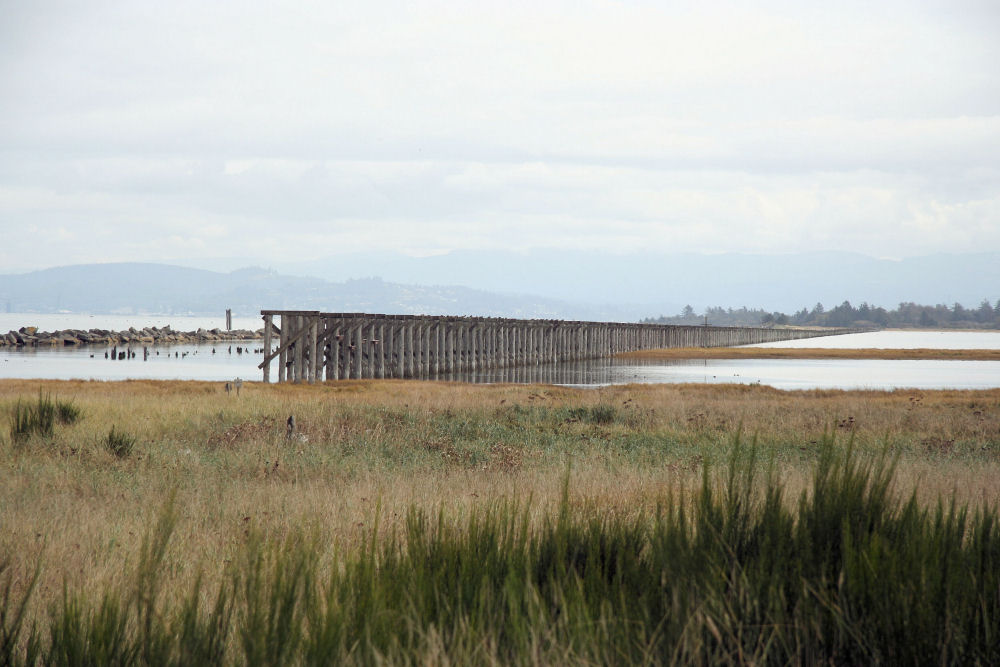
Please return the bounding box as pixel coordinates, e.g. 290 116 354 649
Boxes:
259 311 860 383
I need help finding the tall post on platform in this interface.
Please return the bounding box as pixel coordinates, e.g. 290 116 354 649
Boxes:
291 316 303 382
262 313 272 383
277 314 287 383
456 321 466 373
356 319 365 379
433 322 442 376
326 317 338 381
393 319 403 378
403 320 414 378
384 320 395 378
376 321 385 379
309 316 320 383
419 321 430 377
365 321 376 379
339 318 351 379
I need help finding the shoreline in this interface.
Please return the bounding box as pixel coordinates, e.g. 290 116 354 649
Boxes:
1 325 263 347
618 346 1000 361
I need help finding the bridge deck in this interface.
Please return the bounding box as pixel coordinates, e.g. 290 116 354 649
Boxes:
259 311 859 383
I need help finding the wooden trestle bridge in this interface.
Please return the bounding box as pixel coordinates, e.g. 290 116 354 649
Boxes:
259 310 855 383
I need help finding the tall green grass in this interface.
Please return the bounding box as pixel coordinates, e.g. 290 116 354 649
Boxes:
104 426 136 458
3 435 999 664
8 392 80 442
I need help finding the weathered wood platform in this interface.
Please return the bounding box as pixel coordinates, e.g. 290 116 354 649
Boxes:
259 311 859 383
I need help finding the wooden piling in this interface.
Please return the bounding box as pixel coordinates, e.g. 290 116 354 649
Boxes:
258 311 864 383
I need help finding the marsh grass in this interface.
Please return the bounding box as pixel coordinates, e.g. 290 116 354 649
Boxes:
566 403 620 425
104 426 135 459
3 437 999 664
9 401 41 443
0 562 40 666
55 401 80 426
1 379 999 662
7 392 81 443
9 392 56 442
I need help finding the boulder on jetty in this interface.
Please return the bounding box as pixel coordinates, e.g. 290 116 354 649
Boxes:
0 326 264 347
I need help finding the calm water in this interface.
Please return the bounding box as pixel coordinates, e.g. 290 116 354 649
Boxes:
749 330 1000 350
1 342 261 382
562 357 1000 391
1 322 998 389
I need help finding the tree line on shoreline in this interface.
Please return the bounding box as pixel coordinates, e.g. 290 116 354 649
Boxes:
645 298 1000 329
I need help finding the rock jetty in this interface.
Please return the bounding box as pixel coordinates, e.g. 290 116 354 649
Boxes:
1 326 263 347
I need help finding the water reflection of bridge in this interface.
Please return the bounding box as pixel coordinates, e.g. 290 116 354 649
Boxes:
259 311 856 383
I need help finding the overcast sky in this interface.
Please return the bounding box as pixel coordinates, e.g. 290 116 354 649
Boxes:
1 0 998 273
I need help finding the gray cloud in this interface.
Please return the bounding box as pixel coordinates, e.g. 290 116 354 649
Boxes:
1 0 998 272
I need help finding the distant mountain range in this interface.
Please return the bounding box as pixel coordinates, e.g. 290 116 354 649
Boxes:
1 250 997 320
0 263 643 320
163 249 1000 314
266 249 1000 313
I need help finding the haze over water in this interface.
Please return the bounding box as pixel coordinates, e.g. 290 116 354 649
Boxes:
0 313 263 334
750 330 1000 350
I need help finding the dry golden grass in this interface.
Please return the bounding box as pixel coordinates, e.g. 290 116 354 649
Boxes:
1 378 999 622
620 346 1000 360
